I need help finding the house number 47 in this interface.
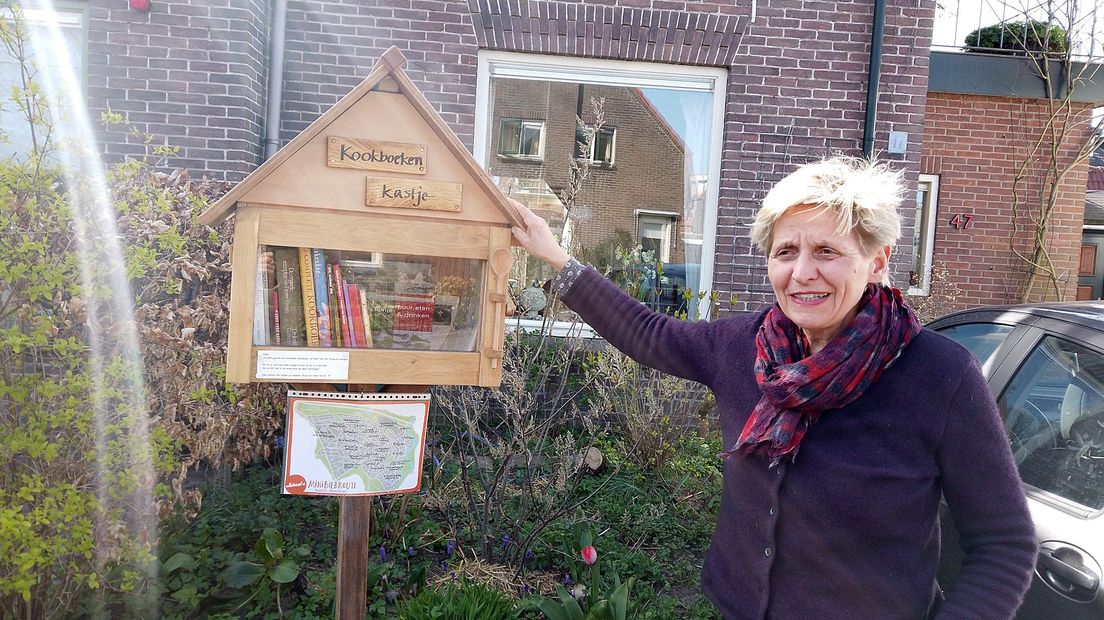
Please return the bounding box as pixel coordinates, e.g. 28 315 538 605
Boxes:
949 214 973 229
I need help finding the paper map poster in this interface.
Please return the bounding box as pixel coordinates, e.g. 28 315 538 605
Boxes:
283 391 429 496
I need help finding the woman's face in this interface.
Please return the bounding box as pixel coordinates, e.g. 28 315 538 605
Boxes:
766 205 889 352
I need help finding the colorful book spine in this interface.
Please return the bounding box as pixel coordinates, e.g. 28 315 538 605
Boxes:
326 261 342 348
358 287 374 348
253 251 271 345
333 263 354 347
272 246 304 345
298 247 320 347
347 283 366 348
311 248 332 347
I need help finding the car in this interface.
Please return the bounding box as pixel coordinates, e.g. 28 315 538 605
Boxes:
638 262 701 317
929 302 1104 619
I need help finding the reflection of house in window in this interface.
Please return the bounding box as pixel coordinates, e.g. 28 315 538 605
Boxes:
498 119 544 160
488 81 686 270
637 211 677 263
576 125 617 165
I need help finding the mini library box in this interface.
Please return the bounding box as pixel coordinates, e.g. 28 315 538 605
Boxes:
199 47 522 387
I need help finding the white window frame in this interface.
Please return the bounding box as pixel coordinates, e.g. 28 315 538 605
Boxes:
909 174 940 296
636 209 679 264
586 125 616 165
497 118 545 160
474 51 727 323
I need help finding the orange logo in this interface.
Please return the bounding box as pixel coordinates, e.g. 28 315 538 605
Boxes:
285 474 307 494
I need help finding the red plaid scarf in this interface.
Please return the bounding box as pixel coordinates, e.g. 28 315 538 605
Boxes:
722 285 922 467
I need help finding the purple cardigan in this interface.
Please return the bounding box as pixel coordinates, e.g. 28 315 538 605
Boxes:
556 264 1036 619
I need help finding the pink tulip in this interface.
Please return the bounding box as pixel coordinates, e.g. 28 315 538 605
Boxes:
580 545 597 565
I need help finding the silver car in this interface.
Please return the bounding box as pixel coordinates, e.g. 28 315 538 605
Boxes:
931 303 1104 619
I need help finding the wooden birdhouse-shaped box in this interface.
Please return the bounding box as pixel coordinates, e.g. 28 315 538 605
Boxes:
200 47 521 387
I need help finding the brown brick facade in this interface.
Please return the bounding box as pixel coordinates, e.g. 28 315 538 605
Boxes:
86 0 935 313
921 92 1091 308
87 0 269 178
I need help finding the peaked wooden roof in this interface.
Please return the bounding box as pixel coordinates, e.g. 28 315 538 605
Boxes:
198 46 523 229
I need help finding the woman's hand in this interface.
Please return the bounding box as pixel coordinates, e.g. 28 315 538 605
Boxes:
510 199 572 271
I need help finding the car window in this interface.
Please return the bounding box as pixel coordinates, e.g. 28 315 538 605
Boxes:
937 323 1014 367
999 336 1104 510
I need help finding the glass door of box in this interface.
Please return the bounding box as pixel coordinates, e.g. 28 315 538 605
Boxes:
254 245 485 352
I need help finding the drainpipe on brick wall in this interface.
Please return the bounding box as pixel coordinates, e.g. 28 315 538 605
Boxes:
862 0 887 159
264 0 288 160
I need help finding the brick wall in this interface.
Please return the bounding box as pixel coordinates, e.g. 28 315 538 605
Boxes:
87 0 269 180
86 0 934 310
921 91 1091 308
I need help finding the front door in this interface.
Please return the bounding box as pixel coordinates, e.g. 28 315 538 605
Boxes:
1075 233 1104 300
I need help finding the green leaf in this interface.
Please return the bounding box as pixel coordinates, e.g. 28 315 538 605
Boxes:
555 585 585 620
534 597 571 620
255 528 283 562
609 578 633 620
223 561 265 588
268 558 299 584
161 552 194 575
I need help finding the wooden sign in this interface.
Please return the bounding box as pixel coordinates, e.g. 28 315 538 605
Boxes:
365 177 462 213
328 136 427 175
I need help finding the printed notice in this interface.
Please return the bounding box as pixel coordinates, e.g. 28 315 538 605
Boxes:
283 391 429 496
255 350 350 380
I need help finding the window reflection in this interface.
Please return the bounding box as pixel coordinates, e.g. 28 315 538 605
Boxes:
486 77 716 319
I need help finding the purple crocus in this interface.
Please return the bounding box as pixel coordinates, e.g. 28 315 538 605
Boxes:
379 545 387 563
407 546 414 558
446 540 455 557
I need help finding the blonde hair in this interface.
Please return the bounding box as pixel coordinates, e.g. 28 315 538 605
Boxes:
750 155 904 257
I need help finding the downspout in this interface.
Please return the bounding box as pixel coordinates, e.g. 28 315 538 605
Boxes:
264 0 288 159
862 0 887 159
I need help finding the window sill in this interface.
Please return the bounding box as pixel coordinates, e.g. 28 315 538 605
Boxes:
505 316 599 339
496 154 545 164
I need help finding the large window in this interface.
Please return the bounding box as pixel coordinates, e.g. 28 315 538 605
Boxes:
475 52 726 321
0 5 86 160
909 174 940 295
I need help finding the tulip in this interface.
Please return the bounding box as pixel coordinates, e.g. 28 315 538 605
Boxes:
580 545 597 565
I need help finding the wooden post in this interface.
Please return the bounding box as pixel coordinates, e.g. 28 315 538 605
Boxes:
335 496 372 619
332 383 428 617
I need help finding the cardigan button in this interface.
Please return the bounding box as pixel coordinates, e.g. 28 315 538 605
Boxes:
764 547 772 557
769 507 775 516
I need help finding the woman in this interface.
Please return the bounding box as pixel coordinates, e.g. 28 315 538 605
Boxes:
511 155 1036 619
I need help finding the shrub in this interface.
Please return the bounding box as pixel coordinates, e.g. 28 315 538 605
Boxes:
964 20 1068 55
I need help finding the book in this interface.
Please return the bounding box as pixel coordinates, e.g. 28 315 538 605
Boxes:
326 260 342 347
272 289 281 345
298 247 320 347
358 287 374 348
253 251 271 345
393 260 435 334
272 246 305 345
333 263 354 347
311 248 332 347
347 283 366 348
